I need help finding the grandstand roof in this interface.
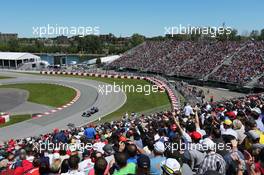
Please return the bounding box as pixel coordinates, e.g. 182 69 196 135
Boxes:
88 55 120 64
0 52 40 60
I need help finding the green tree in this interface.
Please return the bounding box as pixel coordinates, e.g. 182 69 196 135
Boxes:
250 30 259 39
260 29 264 40
7 39 19 51
77 35 103 54
130 34 145 47
228 29 239 41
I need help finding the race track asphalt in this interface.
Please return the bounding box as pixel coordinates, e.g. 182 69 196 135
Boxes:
0 71 127 141
0 88 29 112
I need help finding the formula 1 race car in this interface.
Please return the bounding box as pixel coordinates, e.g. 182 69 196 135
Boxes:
82 107 99 117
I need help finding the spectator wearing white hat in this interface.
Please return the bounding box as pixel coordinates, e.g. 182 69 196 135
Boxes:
161 158 181 175
233 119 246 144
150 141 166 175
50 152 61 173
251 109 264 132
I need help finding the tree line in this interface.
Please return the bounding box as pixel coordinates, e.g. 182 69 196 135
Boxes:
0 28 264 54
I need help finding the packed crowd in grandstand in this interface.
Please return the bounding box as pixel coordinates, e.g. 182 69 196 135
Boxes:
210 42 264 84
258 76 264 86
110 40 264 86
1 91 264 175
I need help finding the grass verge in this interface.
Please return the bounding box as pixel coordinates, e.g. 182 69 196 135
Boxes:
0 75 13 79
0 114 31 128
34 74 171 122
91 77 170 123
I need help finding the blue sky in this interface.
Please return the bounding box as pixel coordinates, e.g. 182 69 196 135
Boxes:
0 0 263 37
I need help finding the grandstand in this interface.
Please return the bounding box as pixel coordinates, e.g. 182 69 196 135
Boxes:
109 40 264 87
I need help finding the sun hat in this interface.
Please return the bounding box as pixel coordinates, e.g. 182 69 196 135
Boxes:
154 141 165 153
161 158 181 174
224 118 232 125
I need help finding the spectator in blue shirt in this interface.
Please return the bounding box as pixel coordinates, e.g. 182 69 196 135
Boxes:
126 144 137 164
84 126 96 140
150 141 166 175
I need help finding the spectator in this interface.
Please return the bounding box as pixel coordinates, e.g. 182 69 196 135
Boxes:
25 158 41 175
50 152 62 173
183 103 193 117
112 152 136 175
150 141 166 175
136 154 150 175
53 128 68 143
61 156 84 175
60 159 70 174
198 138 226 174
103 144 115 164
84 125 96 140
78 149 94 174
161 158 181 175
88 157 108 175
126 144 138 164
